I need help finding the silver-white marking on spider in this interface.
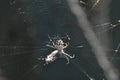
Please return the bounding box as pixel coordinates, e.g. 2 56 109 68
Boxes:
45 35 75 64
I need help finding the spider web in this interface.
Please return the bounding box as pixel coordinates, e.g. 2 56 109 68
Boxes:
0 0 120 80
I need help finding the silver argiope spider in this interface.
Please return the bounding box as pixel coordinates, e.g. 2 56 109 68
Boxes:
45 35 75 64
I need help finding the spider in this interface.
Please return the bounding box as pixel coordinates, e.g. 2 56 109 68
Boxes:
45 35 75 64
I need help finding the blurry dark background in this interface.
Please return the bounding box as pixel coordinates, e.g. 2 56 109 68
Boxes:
0 0 120 80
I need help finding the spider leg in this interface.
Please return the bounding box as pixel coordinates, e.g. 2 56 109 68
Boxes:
63 52 75 59
46 44 55 49
64 43 68 48
64 55 70 64
62 52 75 64
48 34 56 47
